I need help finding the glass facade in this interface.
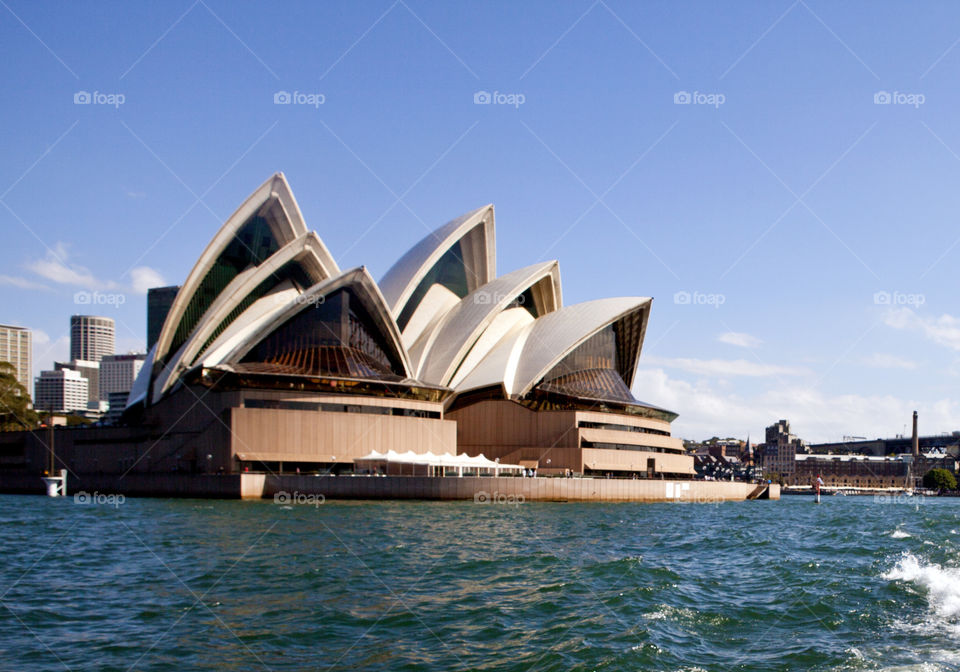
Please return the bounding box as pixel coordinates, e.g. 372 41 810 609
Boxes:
534 310 646 404
240 289 404 380
169 213 280 359
396 241 469 331
196 260 314 361
147 286 180 351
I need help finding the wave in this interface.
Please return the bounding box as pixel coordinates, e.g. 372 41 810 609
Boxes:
890 530 912 539
883 553 960 618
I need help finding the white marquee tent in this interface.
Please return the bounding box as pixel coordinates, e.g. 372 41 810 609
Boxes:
355 450 524 477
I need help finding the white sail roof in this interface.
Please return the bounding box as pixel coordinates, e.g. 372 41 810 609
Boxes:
379 205 496 323
152 173 311 370
152 231 338 398
414 261 561 386
454 297 652 397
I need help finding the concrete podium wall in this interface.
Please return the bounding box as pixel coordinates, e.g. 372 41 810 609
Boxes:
246 475 778 502
0 471 779 502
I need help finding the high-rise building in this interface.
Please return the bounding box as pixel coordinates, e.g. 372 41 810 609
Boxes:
99 353 146 400
34 368 88 413
147 287 180 351
70 315 114 362
55 360 100 402
0 324 31 394
761 419 807 476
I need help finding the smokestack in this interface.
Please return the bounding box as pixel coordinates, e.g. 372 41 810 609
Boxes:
912 410 919 459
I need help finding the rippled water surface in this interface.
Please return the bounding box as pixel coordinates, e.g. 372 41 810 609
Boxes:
2 494 960 671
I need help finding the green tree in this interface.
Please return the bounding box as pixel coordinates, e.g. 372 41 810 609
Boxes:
0 361 39 431
923 468 958 492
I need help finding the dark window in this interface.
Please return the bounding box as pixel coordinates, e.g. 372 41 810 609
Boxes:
170 212 281 357
397 242 469 331
240 289 404 380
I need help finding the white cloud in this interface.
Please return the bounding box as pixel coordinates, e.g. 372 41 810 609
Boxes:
24 243 163 295
885 307 960 351
860 352 917 370
30 330 70 382
0 274 50 290
634 367 960 444
643 355 811 378
718 331 763 348
26 243 119 291
130 266 165 295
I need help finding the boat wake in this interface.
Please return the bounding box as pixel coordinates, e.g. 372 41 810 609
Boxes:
883 552 960 619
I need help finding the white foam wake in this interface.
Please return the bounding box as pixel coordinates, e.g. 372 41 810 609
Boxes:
883 553 960 618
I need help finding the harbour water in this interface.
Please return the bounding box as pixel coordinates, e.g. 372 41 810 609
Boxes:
1 494 958 671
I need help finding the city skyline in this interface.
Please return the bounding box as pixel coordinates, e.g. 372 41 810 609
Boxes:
4 1 960 442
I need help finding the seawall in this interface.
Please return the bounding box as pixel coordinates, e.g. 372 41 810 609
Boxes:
0 472 779 502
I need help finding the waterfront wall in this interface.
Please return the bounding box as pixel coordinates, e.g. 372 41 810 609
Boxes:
0 471 779 502
245 475 779 502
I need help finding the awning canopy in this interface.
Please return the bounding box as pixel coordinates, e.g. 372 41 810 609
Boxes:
355 449 523 472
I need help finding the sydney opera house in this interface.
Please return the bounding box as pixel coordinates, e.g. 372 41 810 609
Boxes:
30 173 694 481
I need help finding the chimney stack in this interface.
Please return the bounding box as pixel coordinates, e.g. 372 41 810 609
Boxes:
912 410 919 459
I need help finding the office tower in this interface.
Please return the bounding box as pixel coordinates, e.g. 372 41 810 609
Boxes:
70 315 114 362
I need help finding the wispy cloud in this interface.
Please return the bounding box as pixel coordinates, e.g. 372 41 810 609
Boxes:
0 274 50 291
24 242 164 295
26 243 119 291
860 352 917 370
634 367 958 443
884 307 960 351
643 356 810 378
718 331 763 348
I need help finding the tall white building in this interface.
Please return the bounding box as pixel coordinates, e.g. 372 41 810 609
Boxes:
70 315 114 362
34 368 88 413
55 360 100 402
99 353 146 399
0 324 31 394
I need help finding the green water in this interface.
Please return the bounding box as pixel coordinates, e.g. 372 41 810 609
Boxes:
1 494 958 671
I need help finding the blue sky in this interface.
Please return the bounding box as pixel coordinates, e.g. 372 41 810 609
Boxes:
3 0 960 442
